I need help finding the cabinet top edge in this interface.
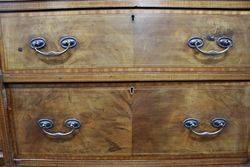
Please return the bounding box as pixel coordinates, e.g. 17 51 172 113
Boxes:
0 0 249 12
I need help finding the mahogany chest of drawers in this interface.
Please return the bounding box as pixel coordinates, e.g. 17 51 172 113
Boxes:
0 0 249 166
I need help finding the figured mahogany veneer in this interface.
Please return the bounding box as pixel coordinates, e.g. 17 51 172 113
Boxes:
0 1 249 166
10 83 132 159
1 10 249 82
4 82 249 165
133 82 249 157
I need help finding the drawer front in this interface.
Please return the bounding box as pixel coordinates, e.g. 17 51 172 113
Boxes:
133 82 250 158
9 84 132 159
134 12 249 68
1 11 133 70
8 82 249 160
1 10 250 82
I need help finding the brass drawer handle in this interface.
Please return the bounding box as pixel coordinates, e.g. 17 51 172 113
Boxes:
183 118 227 137
188 36 233 56
30 36 77 57
37 118 81 139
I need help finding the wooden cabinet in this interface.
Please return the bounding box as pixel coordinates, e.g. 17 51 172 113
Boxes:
0 0 249 166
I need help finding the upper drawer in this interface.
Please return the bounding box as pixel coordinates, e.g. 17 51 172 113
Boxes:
1 10 250 82
0 0 249 11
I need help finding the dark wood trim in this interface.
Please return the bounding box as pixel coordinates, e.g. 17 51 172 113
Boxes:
14 157 249 167
0 75 14 166
0 151 3 166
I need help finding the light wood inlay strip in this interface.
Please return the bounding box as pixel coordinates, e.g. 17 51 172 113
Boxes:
0 0 249 12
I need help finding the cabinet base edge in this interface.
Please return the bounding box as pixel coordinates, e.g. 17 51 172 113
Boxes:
14 158 248 167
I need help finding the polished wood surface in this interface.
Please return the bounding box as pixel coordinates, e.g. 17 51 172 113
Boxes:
0 151 3 166
9 83 132 159
0 0 249 166
133 82 249 158
1 10 249 82
1 11 133 70
4 82 249 166
0 0 249 12
0 76 14 166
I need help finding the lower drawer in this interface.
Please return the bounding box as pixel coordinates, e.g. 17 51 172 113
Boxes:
7 82 250 160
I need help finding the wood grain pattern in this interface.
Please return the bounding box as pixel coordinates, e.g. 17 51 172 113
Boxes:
9 83 132 159
5 82 250 162
0 79 14 166
1 10 249 82
0 0 249 166
133 82 250 158
1 11 133 70
134 12 249 68
0 0 249 12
